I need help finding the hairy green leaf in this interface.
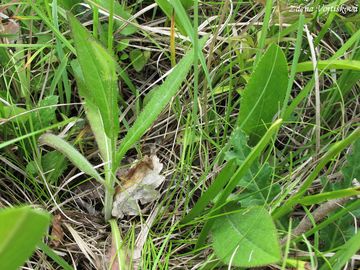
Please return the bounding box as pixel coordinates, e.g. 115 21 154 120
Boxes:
71 59 112 163
68 13 119 142
39 133 105 185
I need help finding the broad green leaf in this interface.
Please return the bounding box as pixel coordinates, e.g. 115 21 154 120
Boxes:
71 59 112 163
42 151 68 184
237 44 288 144
26 151 68 185
68 13 119 142
0 104 28 123
237 163 279 207
296 60 360 73
130 49 150 72
0 206 51 270
39 133 105 185
211 206 281 267
115 38 207 166
196 119 283 248
225 129 280 207
116 39 129 52
319 231 360 270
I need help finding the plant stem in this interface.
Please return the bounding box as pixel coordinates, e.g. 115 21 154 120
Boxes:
104 174 115 221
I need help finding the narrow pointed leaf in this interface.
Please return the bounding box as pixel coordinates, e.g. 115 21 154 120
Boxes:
71 59 111 162
68 13 119 141
115 38 207 166
39 133 105 185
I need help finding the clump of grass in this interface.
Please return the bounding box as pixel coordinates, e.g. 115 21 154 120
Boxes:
0 0 359 269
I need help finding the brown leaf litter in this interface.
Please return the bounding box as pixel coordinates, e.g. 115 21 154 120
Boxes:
112 155 165 219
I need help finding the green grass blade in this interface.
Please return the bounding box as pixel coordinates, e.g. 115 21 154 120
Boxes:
273 128 360 219
37 242 74 270
0 117 76 150
296 60 360 73
109 219 126 269
39 133 105 186
107 0 115 52
52 0 71 106
115 38 207 167
283 78 315 121
30 4 75 54
168 0 194 37
215 119 283 214
329 28 360 60
155 0 190 35
166 0 213 95
196 119 283 248
281 13 304 117
181 160 237 224
254 0 273 66
292 199 360 244
297 188 360 206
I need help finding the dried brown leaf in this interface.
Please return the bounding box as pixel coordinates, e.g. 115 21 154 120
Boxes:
50 214 64 248
112 155 165 218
